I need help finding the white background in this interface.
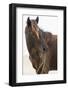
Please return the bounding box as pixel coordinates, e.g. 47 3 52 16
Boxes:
0 0 68 90
16 8 63 82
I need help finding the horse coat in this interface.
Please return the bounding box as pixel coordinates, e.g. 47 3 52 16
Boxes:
25 17 57 74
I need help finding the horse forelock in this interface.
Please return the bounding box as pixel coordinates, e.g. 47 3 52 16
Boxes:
26 20 40 40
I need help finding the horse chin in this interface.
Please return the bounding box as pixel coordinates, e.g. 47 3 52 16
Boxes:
36 52 50 74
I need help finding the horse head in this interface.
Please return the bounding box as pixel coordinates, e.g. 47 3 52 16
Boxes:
25 17 49 74
26 17 48 54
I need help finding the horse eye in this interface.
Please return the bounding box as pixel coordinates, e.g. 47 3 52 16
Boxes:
43 47 48 52
43 48 46 51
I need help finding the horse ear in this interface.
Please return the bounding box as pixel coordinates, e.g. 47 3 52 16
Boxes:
36 17 39 23
27 17 31 26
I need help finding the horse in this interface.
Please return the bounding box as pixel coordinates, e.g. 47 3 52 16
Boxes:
25 17 57 74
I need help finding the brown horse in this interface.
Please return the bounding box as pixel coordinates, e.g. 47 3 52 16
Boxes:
25 17 57 74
